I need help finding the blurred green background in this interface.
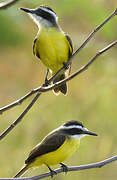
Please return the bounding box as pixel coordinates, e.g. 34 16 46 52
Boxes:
0 0 117 179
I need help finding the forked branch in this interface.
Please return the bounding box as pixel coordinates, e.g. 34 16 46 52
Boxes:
39 40 117 93
0 8 117 114
0 40 116 141
0 155 117 179
0 9 117 141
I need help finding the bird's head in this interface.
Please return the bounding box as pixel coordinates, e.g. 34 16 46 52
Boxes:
20 6 58 28
60 120 98 140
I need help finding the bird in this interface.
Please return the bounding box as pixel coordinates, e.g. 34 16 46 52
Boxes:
14 120 97 177
20 6 73 95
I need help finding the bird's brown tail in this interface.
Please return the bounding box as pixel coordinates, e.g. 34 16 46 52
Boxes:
14 164 28 178
53 73 67 95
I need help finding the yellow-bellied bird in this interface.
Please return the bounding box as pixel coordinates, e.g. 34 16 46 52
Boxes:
14 120 97 177
20 6 73 95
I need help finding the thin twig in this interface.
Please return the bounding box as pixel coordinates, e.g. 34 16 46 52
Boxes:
0 40 116 141
0 8 117 114
0 0 20 9
0 155 117 180
68 8 117 65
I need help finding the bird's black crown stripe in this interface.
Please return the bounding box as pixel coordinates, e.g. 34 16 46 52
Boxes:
63 120 84 128
39 5 56 15
34 7 57 26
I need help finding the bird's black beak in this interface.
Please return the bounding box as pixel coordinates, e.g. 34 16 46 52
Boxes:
20 7 34 14
83 130 98 136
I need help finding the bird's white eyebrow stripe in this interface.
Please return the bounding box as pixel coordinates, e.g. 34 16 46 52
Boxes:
61 125 84 130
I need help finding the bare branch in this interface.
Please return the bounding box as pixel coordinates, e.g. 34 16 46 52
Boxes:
0 155 117 180
0 40 116 141
0 0 20 9
0 93 41 140
0 8 117 114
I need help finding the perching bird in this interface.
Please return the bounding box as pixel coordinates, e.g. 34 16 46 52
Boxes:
20 6 73 95
14 120 97 177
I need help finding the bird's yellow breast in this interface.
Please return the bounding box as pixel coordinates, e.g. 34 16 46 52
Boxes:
30 137 80 167
35 27 70 74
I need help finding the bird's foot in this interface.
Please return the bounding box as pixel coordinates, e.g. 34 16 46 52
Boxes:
44 79 49 86
47 165 57 178
50 169 57 178
63 62 69 70
44 69 49 86
60 163 69 173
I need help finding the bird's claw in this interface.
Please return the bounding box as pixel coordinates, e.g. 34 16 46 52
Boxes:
63 62 69 70
60 163 68 173
50 169 57 178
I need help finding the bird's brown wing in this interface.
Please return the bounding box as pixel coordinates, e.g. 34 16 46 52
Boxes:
65 34 73 75
33 38 40 59
25 132 66 164
65 34 73 58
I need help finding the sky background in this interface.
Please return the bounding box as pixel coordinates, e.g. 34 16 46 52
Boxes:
0 0 117 179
